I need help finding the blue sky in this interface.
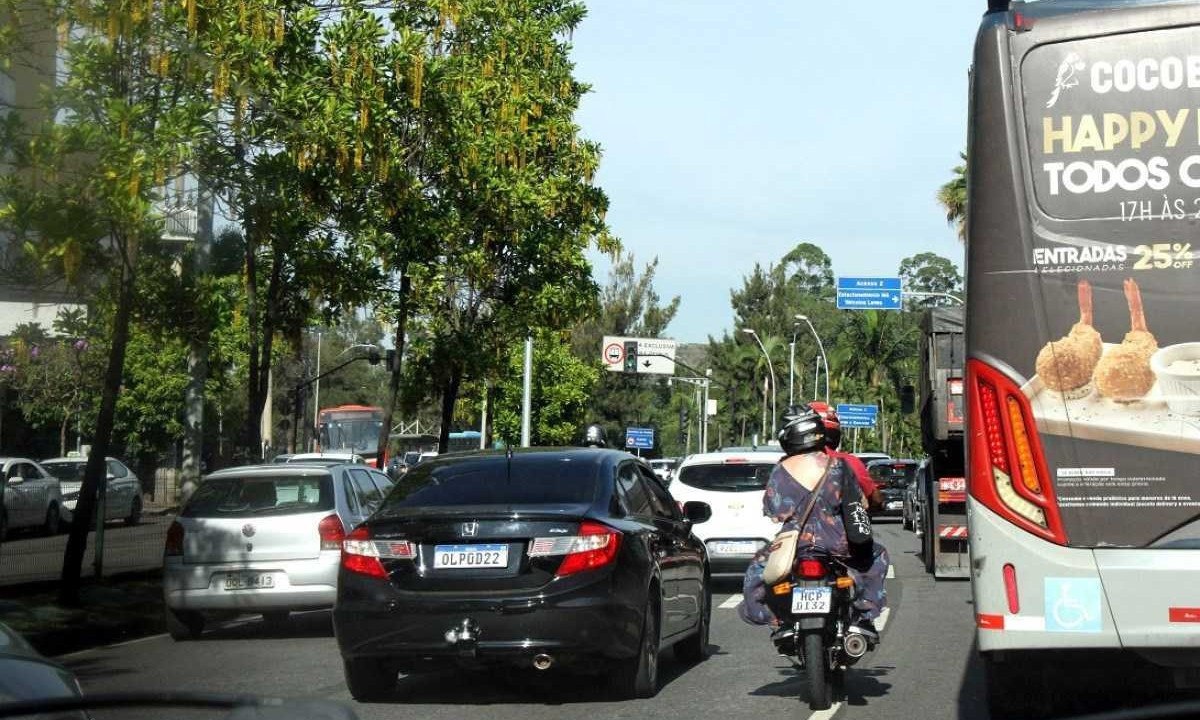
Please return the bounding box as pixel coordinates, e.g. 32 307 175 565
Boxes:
570 1 983 342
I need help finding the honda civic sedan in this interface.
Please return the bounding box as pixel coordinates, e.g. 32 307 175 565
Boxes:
333 448 713 701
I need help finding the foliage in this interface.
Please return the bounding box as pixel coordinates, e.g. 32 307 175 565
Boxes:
492 330 598 446
938 151 968 241
898 251 963 308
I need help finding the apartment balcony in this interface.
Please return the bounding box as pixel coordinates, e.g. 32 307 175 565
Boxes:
157 203 200 243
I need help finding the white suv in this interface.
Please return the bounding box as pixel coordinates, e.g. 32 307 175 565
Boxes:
669 450 783 577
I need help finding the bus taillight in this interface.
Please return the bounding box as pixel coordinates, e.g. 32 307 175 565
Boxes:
967 359 1067 545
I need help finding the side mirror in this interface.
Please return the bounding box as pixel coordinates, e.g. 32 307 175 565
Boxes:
900 385 917 414
682 501 712 525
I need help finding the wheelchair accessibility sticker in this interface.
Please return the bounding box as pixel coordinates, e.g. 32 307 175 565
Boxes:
1045 578 1103 633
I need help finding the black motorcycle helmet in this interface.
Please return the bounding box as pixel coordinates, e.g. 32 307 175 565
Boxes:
583 424 608 448
777 404 827 456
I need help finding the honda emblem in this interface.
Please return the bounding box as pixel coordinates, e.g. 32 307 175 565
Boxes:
462 521 479 537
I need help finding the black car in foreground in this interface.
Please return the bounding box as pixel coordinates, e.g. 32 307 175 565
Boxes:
333 448 713 701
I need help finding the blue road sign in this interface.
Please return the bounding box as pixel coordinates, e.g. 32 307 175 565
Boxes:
836 289 902 311
625 427 655 450
837 403 878 429
837 277 902 291
836 277 903 311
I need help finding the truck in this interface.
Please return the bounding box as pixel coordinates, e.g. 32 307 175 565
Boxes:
916 306 968 579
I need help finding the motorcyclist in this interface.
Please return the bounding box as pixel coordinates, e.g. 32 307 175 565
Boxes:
809 401 884 511
582 424 608 448
738 404 889 641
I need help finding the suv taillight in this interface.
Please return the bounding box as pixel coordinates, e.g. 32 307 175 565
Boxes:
318 514 345 551
341 525 387 579
967 359 1066 544
797 558 827 579
529 521 622 577
164 520 184 557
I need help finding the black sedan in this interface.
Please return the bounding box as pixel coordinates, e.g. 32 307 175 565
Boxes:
333 448 713 701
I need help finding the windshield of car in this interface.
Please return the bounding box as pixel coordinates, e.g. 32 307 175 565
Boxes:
40 462 85 482
868 463 918 489
383 455 598 509
181 475 334 518
676 463 775 493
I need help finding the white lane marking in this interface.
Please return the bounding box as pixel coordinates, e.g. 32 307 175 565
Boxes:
718 594 743 609
877 606 892 632
59 633 167 659
807 701 844 720
886 564 895 579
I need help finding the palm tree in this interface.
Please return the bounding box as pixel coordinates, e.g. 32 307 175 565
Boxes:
830 311 919 451
938 151 968 241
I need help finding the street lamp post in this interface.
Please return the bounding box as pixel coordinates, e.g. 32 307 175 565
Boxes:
788 322 804 407
742 328 778 437
795 315 830 404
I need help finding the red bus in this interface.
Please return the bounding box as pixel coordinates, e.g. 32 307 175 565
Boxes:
316 405 384 467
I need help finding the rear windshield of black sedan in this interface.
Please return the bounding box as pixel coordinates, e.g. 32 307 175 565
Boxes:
868 463 917 488
384 455 598 508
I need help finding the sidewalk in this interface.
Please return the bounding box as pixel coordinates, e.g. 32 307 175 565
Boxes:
0 569 165 656
0 515 172 587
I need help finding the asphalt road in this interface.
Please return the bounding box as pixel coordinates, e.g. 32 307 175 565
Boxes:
0 515 171 586
60 523 991 720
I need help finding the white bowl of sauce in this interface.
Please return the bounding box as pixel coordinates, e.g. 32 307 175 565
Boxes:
1150 343 1200 415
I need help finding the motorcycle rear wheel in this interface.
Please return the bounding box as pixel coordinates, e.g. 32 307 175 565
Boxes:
802 632 833 711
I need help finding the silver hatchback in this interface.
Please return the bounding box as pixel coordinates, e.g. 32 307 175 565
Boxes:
162 463 393 640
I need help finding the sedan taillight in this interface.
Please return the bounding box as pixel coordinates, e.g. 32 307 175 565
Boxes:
341 526 387 579
317 514 346 551
529 521 622 578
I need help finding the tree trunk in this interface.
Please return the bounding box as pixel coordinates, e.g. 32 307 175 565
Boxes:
242 231 261 454
375 276 410 468
60 264 134 605
437 364 464 454
59 414 68 458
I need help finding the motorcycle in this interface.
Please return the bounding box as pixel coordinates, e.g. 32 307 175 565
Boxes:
763 547 875 711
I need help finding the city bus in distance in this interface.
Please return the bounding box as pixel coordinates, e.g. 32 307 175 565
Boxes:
316 405 384 467
968 1 1200 716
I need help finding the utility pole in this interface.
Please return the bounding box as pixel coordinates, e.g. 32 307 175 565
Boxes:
181 181 212 499
310 332 322 452
520 335 533 447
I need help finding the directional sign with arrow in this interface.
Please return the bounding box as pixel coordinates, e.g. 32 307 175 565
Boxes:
836 277 903 311
601 336 677 375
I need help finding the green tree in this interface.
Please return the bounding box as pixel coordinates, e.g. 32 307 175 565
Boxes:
0 0 218 600
938 151 968 241
898 252 962 307
492 330 598 446
782 242 835 301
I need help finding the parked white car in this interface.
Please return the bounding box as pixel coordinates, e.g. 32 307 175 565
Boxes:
668 450 784 577
0 458 63 539
41 457 142 527
163 463 395 640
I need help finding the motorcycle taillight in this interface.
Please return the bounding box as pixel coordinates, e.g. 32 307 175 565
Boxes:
797 558 827 579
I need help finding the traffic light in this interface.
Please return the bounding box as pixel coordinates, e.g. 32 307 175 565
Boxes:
623 341 638 373
386 349 399 373
680 404 690 427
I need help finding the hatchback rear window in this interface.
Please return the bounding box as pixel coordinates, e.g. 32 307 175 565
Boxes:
183 475 334 517
677 463 775 492
868 463 916 488
384 455 597 508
